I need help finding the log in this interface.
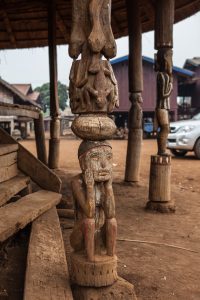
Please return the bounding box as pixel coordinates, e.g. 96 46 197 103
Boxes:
155 0 175 49
0 174 30 207
146 155 175 213
24 207 73 300
34 113 47 165
125 0 143 183
0 163 18 183
0 190 62 243
125 128 143 182
57 208 74 219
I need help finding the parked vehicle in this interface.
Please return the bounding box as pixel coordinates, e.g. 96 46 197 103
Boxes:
167 113 200 159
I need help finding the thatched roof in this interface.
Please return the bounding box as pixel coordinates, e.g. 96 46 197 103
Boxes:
0 0 199 50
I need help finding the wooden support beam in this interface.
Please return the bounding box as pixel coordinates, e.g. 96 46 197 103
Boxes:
34 113 48 165
125 0 143 183
155 0 175 49
0 102 40 119
48 0 60 169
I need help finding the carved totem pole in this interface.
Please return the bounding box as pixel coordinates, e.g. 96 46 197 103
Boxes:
146 0 176 213
69 0 136 298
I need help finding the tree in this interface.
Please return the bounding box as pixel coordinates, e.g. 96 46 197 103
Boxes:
34 81 68 112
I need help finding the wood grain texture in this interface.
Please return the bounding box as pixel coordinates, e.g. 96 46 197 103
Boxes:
0 144 18 156
0 151 17 167
24 207 73 300
0 163 18 183
0 128 61 193
0 174 30 207
0 190 61 243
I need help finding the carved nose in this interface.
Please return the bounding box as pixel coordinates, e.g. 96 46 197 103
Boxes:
101 160 106 168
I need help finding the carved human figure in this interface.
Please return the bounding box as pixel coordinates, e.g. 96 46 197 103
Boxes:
129 93 143 129
70 141 117 262
154 48 173 155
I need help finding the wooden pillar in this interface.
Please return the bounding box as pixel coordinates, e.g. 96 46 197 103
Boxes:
125 0 143 183
34 113 47 165
146 0 175 213
48 0 60 169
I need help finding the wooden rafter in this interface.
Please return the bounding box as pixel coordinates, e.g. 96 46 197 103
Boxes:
1 9 17 48
56 11 70 43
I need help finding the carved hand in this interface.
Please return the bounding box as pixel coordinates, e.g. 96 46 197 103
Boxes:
84 169 95 218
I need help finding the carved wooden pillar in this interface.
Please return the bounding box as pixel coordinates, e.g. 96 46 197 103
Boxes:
125 0 143 183
48 0 60 169
146 0 175 213
68 0 137 298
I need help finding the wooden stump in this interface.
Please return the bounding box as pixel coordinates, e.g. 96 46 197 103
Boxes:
146 155 175 213
72 277 137 300
70 252 118 287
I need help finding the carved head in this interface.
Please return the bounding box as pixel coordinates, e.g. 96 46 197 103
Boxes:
78 141 113 182
129 93 143 104
155 49 173 74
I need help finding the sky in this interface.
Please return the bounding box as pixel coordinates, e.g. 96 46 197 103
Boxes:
0 12 199 89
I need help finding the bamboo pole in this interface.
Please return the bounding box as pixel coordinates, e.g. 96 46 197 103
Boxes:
34 113 47 165
125 0 143 183
48 0 60 169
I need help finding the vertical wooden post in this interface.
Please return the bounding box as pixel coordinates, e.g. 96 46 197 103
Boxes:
125 0 143 183
146 0 175 213
48 0 60 169
34 113 47 165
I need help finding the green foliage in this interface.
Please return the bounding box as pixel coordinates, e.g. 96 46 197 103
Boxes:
34 81 68 112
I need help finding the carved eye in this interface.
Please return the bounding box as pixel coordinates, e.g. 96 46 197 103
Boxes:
107 154 112 160
90 153 99 160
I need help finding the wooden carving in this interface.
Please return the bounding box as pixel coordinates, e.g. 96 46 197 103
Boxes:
69 0 119 114
70 141 116 261
69 0 119 289
154 48 173 155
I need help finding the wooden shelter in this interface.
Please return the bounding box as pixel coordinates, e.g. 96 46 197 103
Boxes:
0 0 199 49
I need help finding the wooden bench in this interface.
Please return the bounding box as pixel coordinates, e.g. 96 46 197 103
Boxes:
24 207 73 300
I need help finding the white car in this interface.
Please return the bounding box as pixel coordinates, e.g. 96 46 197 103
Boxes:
167 113 200 159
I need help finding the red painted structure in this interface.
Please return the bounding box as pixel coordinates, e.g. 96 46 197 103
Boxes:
111 55 193 127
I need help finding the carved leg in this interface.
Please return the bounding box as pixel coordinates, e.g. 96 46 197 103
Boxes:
106 218 117 256
83 218 95 262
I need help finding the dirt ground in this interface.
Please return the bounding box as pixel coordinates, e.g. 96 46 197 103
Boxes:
1 138 200 299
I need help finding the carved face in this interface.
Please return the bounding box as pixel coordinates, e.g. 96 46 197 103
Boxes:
79 146 113 182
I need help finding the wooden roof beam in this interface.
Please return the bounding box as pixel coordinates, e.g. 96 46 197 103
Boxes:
56 11 70 43
1 10 17 48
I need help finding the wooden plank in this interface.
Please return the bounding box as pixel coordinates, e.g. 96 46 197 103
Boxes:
0 151 17 167
0 190 62 243
24 207 73 300
0 163 18 183
18 145 61 193
0 128 61 193
0 174 30 207
0 144 18 156
0 103 40 119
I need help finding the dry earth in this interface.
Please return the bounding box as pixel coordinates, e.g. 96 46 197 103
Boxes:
1 138 200 300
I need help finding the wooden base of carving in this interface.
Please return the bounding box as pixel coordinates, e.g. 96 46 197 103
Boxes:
125 129 142 182
146 155 175 213
72 277 137 300
70 252 118 287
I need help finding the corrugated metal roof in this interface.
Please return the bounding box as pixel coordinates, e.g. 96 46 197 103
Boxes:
111 55 195 77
